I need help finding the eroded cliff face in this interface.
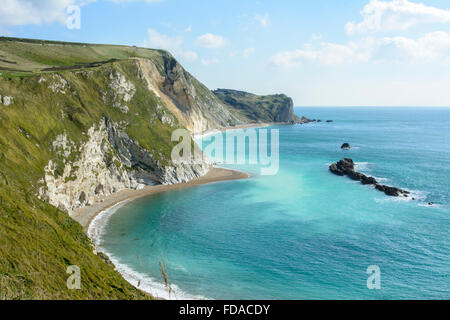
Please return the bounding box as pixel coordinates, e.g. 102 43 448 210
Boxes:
39 117 209 214
32 61 212 214
136 56 243 133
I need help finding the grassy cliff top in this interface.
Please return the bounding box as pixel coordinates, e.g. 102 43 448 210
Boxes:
0 37 168 77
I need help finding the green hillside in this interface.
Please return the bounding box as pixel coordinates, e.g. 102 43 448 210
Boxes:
0 38 185 299
213 88 301 124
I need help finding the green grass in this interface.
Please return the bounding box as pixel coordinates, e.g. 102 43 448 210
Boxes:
0 39 186 299
0 36 168 76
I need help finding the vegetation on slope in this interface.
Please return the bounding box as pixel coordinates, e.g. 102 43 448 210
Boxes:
0 52 182 299
213 89 300 124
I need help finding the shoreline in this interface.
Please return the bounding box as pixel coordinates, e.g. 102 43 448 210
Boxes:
72 167 248 299
71 123 270 298
72 167 249 233
194 122 272 139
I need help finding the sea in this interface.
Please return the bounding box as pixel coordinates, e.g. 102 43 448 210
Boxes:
89 107 450 300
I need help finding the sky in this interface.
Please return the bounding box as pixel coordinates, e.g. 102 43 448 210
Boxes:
1 0 450 106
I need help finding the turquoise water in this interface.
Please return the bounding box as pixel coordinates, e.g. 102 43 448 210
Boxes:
94 107 450 300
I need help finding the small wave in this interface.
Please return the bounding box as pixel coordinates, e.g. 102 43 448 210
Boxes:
103 251 208 300
354 162 370 172
87 201 208 300
374 188 428 204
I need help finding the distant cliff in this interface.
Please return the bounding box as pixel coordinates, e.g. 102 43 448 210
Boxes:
213 89 301 124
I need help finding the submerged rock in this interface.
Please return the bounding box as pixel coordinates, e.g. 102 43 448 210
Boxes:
329 158 410 197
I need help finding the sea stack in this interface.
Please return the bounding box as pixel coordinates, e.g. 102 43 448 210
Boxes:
329 158 410 197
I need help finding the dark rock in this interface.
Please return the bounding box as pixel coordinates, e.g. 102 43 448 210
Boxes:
347 170 364 181
326 120 334 123
95 184 104 195
329 158 355 176
329 163 344 176
78 191 87 204
329 158 408 197
428 202 434 206
298 116 313 124
360 175 378 185
375 184 409 197
341 143 351 149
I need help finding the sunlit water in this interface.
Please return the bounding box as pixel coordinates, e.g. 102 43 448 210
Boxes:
92 107 450 299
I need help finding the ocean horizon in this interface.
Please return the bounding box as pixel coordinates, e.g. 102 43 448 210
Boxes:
93 107 450 300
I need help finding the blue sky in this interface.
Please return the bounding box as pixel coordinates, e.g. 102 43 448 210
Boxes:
2 0 450 106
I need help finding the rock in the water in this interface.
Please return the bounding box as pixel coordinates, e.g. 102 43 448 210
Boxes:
341 143 351 149
326 120 334 123
329 158 354 176
329 158 409 197
375 184 410 197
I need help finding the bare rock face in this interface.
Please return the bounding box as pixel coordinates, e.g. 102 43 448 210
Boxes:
39 118 210 214
329 158 410 197
109 70 136 114
136 57 243 133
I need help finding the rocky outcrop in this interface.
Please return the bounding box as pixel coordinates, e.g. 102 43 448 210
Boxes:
375 184 410 197
341 143 351 150
329 158 410 197
213 88 303 124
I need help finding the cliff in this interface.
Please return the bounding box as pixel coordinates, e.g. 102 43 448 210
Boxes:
0 37 301 299
213 89 301 124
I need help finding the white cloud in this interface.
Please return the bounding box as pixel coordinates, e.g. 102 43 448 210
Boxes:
178 50 198 62
346 0 450 34
143 28 198 63
145 28 183 51
374 31 450 61
270 42 366 68
0 0 163 27
255 13 270 27
196 33 227 48
243 48 255 58
0 0 78 26
270 31 450 68
201 58 220 66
